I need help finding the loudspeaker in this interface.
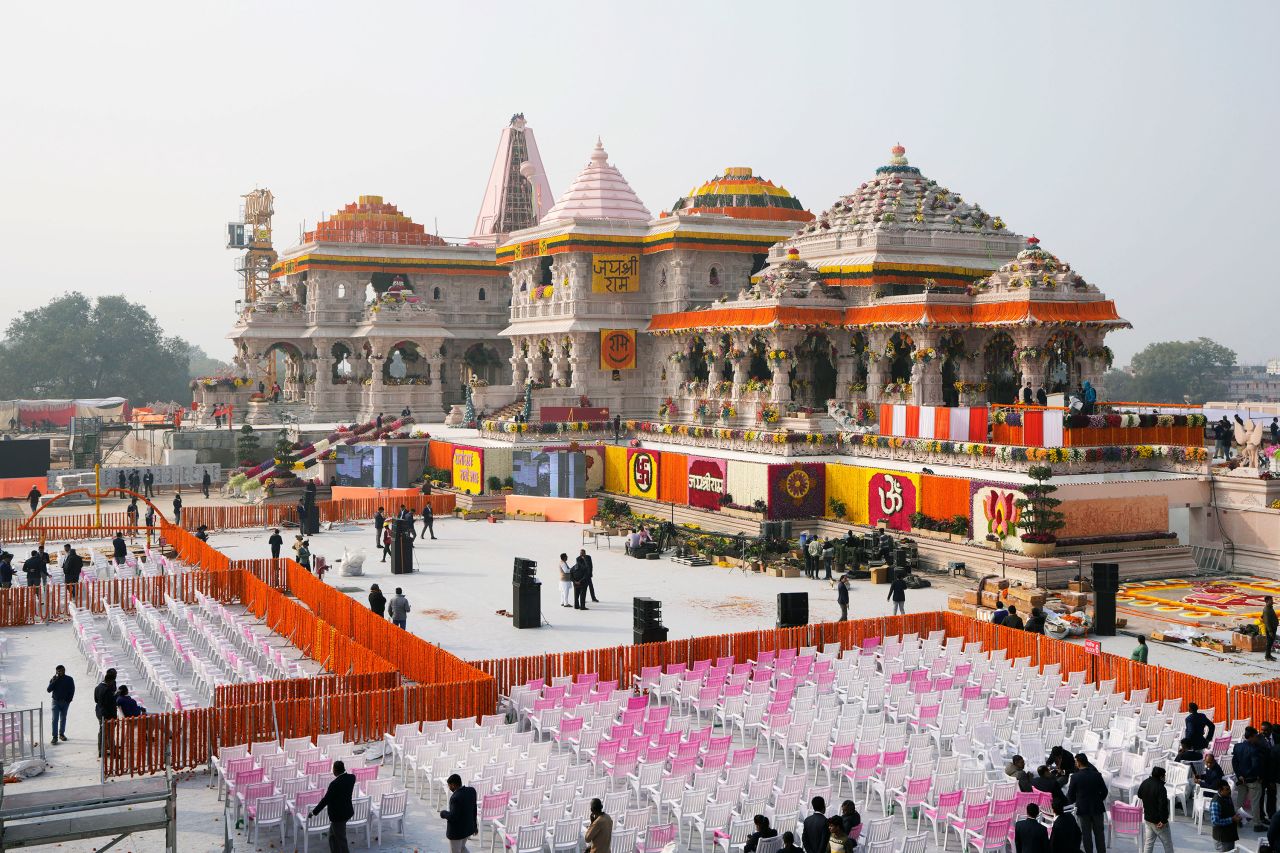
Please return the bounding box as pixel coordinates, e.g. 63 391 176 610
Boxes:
779 521 793 540
513 557 538 585
777 592 809 629
1091 562 1120 591
761 521 781 541
390 519 415 574
634 625 669 644
513 581 542 629
1093 587 1117 636
634 597 662 629
304 505 321 536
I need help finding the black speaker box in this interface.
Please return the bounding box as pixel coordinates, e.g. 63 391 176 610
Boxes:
1093 587 1117 636
634 626 669 644
777 592 809 628
513 582 541 629
1092 562 1120 591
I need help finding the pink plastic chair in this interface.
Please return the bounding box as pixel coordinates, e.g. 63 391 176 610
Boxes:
1109 802 1143 847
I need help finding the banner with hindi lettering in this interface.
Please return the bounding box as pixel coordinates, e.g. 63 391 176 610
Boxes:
591 254 640 294
687 455 728 510
599 329 637 370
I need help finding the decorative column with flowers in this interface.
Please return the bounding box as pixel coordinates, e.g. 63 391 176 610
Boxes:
909 331 942 405
863 329 891 405
1013 330 1049 399
509 340 528 388
766 338 796 404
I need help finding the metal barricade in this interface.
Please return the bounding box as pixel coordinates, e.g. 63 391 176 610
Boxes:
0 706 46 765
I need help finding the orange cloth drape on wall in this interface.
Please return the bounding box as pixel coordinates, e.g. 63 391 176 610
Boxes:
920 474 971 521
658 452 688 505
428 440 455 471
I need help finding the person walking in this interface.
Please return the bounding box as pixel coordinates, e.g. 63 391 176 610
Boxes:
1132 635 1150 663
440 773 478 853
374 507 386 549
144 504 156 534
201 469 212 499
836 576 850 622
1210 780 1242 852
112 532 127 566
1185 703 1216 750
268 528 283 559
1015 803 1051 853
801 796 830 853
172 491 182 524
94 667 118 756
887 574 907 616
125 501 139 540
388 588 411 628
1234 727 1269 831
571 553 590 610
558 553 573 608
584 797 613 853
421 503 436 540
142 469 154 498
380 524 393 563
297 540 312 572
1264 596 1278 661
1067 753 1109 853
27 485 41 513
311 760 356 853
1137 766 1173 853
61 544 83 586
46 664 75 744
368 583 386 618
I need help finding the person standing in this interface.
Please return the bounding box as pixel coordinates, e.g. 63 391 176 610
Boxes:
1185 703 1216 750
1132 635 1149 663
142 469 154 498
1004 604 1025 630
1051 807 1083 853
1025 607 1047 634
374 507 386 549
1210 780 1242 852
388 588 411 628
144 504 156 534
571 556 589 610
368 584 386 618
584 797 613 853
1015 803 1051 853
1233 727 1268 831
172 491 182 524
821 539 835 581
311 760 356 853
268 528 283 559
1067 753 1108 853
421 503 436 540
61 544 83 586
400 506 416 539
558 553 573 608
798 531 812 577
201 469 212 499
577 548 597 602
297 540 312 572
801 796 830 853
46 664 75 744
112 532 127 566
1264 596 1278 661
128 469 141 495
94 667 118 756
807 537 822 580
440 773 477 853
1137 766 1172 853
836 576 850 622
27 485 41 513
125 501 139 540
0 552 14 588
887 574 907 616
22 550 46 587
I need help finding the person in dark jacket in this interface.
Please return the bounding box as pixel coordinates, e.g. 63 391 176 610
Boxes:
1211 780 1242 852
27 485 41 513
94 668 118 756
172 491 182 523
839 800 861 839
1234 727 1267 829
837 576 850 622
268 528 283 559
374 508 386 549
61 544 83 585
0 552 14 588
1264 596 1278 661
1198 752 1226 796
368 584 386 617
801 796 829 853
312 760 356 852
1185 703 1215 750
1136 766 1172 853
22 550 47 587
1051 809 1083 853
422 504 436 540
111 532 127 565
1032 765 1068 814
143 469 154 497
440 772 477 853
571 555 590 610
46 664 75 743
115 685 146 717
744 814 779 853
1024 607 1047 634
578 548 596 602
1015 803 1050 853
886 577 907 615
1066 753 1108 853
1004 604 1025 630
201 469 212 498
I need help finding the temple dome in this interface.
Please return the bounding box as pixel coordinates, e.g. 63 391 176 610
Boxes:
797 144 1012 239
667 167 813 222
305 195 447 246
973 236 1094 293
542 139 651 223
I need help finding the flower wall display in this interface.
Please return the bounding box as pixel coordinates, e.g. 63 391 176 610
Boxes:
867 471 920 531
767 462 825 520
687 455 728 511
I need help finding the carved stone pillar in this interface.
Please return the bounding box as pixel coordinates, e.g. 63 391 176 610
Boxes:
510 344 528 387
910 332 943 406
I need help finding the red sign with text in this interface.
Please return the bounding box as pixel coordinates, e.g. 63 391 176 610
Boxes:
1083 640 1101 656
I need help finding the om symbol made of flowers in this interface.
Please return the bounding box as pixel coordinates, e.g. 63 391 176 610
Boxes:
878 475 905 517
868 472 916 530
783 466 812 504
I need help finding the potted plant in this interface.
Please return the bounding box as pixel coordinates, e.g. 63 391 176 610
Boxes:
487 475 503 494
828 496 848 520
502 476 515 493
1016 464 1065 556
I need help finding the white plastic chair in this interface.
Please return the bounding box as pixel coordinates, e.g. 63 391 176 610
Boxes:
374 790 408 845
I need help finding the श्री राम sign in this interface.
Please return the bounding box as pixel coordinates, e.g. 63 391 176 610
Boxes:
591 254 640 294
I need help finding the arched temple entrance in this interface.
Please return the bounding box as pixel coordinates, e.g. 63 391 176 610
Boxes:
984 333 1019 404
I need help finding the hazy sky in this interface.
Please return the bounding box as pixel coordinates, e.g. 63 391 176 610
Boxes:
3 2 1276 366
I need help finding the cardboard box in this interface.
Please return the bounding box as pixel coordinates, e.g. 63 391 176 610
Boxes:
1234 632 1267 653
1150 631 1184 643
1069 579 1094 593
871 566 889 585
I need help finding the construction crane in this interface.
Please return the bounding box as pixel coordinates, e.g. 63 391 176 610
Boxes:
227 188 276 304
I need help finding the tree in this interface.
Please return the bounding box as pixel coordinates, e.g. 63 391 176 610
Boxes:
187 345 232 380
1015 465 1065 544
236 425 260 466
1108 337 1235 403
0 292 192 403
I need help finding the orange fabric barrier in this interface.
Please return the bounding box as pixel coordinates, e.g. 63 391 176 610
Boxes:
0 476 48 499
428 440 455 472
920 474 970 522
658 452 688 506
504 495 598 523
0 570 242 628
